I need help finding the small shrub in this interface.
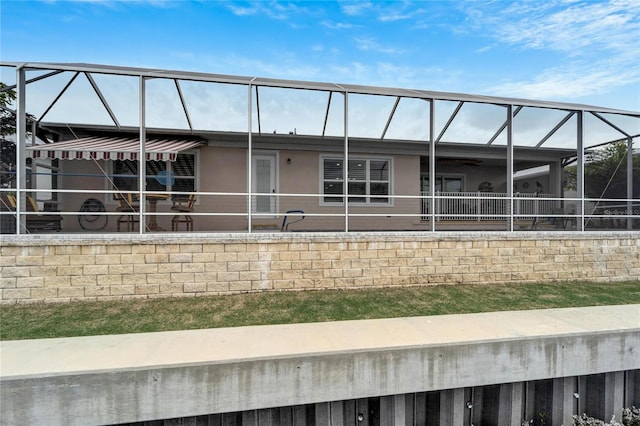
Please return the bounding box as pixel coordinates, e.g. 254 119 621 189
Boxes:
623 407 640 426
573 413 621 426
572 408 640 426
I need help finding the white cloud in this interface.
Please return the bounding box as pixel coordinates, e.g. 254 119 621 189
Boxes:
40 0 175 7
320 20 357 30
212 54 323 82
475 44 496 54
377 6 426 22
464 0 640 105
226 1 311 21
487 58 640 101
226 4 259 16
339 1 373 16
354 38 404 55
493 0 639 53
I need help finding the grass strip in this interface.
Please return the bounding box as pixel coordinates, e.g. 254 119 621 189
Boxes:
1 281 639 341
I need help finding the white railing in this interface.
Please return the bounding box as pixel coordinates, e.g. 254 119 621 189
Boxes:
421 192 557 221
3 187 638 234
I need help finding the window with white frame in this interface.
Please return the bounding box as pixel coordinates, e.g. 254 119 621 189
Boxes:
26 158 59 206
322 156 391 204
111 152 197 199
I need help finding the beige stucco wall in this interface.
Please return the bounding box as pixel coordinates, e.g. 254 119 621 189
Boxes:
53 147 425 232
48 146 566 233
1 232 638 304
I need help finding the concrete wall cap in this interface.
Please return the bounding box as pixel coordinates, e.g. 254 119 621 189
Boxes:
2 304 638 379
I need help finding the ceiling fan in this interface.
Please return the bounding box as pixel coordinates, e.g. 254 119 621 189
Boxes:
437 158 482 167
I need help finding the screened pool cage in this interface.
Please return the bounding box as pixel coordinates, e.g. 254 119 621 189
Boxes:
0 62 638 235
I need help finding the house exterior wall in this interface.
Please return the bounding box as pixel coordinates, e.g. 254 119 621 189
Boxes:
51 147 425 232
199 146 248 231
514 174 551 194
1 232 638 304
433 164 510 193
60 159 111 232
40 144 573 233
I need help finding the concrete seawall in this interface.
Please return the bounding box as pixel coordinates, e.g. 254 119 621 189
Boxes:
1 305 639 425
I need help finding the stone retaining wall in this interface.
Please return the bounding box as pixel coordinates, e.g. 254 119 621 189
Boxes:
1 232 638 304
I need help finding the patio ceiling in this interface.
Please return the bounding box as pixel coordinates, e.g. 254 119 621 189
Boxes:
1 61 639 150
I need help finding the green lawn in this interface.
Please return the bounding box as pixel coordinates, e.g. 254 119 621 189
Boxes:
1 281 639 341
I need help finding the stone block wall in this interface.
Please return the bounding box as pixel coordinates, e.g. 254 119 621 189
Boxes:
1 232 638 304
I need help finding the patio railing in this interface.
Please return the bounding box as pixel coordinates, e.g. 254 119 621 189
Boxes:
421 192 557 221
2 188 639 234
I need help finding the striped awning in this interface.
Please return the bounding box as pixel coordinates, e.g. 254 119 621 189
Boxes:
26 136 203 161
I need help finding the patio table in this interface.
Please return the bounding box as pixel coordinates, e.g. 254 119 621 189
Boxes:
146 194 170 231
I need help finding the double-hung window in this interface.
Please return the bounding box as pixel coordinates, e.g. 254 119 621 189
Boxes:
322 156 391 205
111 152 197 198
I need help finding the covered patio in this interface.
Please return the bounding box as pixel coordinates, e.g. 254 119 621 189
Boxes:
0 62 638 234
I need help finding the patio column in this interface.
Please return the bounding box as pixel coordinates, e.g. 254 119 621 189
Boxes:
15 66 26 235
344 91 349 232
429 99 435 232
138 76 147 234
506 104 514 231
627 136 633 230
549 162 562 205
577 111 585 231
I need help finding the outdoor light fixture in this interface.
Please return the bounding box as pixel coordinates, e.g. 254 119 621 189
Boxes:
574 392 580 399
357 413 364 422
466 401 473 409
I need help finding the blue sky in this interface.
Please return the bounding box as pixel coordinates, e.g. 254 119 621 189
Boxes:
1 0 639 112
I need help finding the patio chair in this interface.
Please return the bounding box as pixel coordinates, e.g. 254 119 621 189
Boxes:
115 193 140 232
171 193 196 231
0 194 63 233
1 193 15 210
281 209 305 231
25 196 63 232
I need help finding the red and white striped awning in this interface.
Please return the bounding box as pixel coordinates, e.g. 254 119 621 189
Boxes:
26 136 203 162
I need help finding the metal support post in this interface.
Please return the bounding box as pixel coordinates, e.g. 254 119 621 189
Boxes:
507 105 514 231
344 92 349 232
577 111 585 231
138 76 146 234
429 99 436 232
248 81 254 233
627 137 633 230
15 66 26 234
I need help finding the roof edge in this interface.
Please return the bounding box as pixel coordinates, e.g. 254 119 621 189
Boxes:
2 61 638 116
